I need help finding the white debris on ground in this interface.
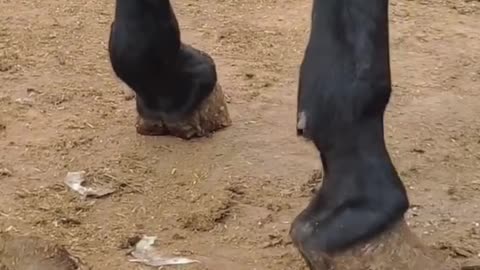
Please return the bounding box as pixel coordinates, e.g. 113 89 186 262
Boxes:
64 171 115 199
128 235 199 267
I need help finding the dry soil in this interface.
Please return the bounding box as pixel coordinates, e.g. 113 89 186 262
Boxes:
0 0 479 269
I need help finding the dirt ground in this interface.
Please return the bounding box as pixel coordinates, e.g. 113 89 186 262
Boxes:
1 0 479 269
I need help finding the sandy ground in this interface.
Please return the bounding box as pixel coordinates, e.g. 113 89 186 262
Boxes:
1 0 480 269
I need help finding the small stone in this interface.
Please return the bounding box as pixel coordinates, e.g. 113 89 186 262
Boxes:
172 233 186 240
0 168 12 177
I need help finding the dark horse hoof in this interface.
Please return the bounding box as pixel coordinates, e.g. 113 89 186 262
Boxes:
135 83 232 140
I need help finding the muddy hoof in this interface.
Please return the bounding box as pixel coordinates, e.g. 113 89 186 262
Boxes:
0 232 84 270
135 83 232 139
136 117 168 136
299 220 459 270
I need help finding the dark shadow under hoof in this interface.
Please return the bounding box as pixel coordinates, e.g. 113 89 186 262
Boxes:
298 220 459 270
0 232 84 270
135 83 232 140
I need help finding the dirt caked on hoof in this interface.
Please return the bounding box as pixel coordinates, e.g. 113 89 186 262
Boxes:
303 220 459 270
136 117 169 136
0 232 84 270
135 83 232 140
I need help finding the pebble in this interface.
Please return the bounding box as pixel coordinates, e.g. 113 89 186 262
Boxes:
0 168 12 176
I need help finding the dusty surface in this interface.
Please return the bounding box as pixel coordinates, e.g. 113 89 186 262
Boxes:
0 0 479 269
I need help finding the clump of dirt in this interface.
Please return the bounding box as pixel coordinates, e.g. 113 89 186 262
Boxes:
445 0 480 14
265 251 307 270
0 232 84 270
266 201 292 212
461 259 480 270
0 168 12 178
118 235 142 250
0 51 19 73
178 194 234 232
435 241 478 259
14 183 95 229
